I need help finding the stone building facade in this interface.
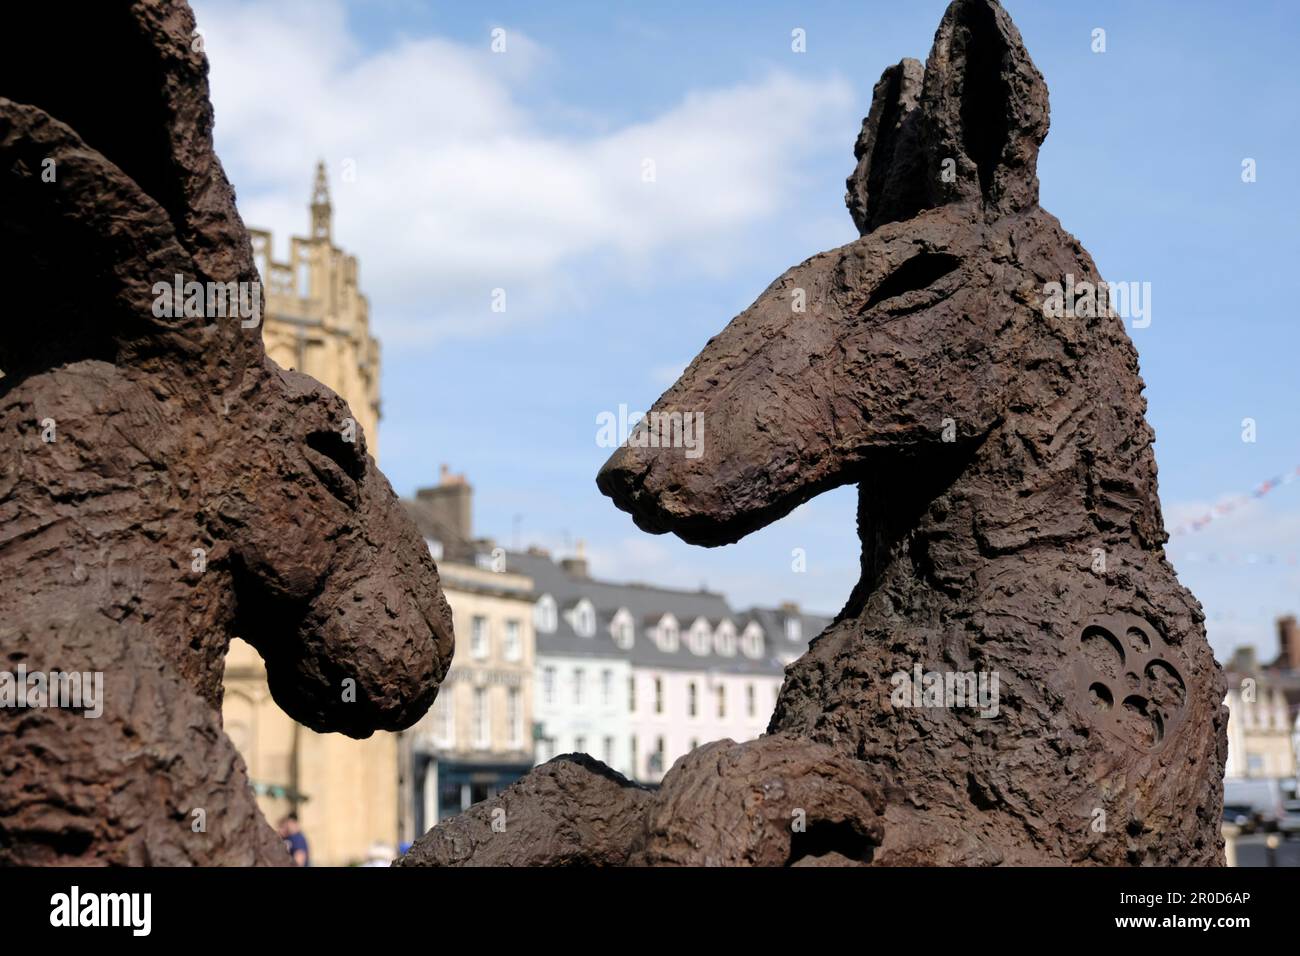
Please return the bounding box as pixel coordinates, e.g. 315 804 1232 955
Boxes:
221 164 396 865
400 471 537 837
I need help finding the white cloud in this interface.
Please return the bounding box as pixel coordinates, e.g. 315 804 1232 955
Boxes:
193 0 854 346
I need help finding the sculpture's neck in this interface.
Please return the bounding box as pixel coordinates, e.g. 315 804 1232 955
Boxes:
842 392 1165 620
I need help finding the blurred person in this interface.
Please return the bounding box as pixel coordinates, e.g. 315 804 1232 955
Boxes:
278 813 310 867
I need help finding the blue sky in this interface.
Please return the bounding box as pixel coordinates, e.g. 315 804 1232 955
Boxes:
193 0 1300 662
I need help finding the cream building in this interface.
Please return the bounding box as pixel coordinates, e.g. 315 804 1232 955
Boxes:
401 471 536 836
222 163 397 866
223 646 403 866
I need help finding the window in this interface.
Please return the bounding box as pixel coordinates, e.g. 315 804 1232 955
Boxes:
571 599 596 638
574 735 587 755
601 669 613 706
717 684 726 719
503 619 521 661
432 689 453 747
631 737 639 778
603 736 614 765
688 681 698 718
535 594 557 634
628 675 636 712
688 618 711 655
470 616 489 659
573 667 585 706
714 620 736 656
507 687 522 748
689 738 698 751
657 616 679 652
654 677 664 714
472 687 489 749
746 683 756 718
785 615 802 644
542 666 556 706
653 736 665 774
612 610 634 649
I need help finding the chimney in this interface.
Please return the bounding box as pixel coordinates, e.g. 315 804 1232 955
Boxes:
559 539 589 579
1227 645 1258 676
779 601 800 614
1278 615 1300 671
414 465 473 543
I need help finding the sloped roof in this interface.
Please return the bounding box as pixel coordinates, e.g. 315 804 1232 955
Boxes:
503 549 827 675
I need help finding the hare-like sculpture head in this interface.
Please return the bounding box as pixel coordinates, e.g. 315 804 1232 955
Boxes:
0 1 452 738
599 0 1079 547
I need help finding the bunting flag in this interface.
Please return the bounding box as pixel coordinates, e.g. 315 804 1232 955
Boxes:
1168 464 1300 536
1168 551 1300 565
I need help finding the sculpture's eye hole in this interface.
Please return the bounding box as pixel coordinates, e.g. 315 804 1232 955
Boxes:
305 430 364 508
306 429 364 481
863 252 961 311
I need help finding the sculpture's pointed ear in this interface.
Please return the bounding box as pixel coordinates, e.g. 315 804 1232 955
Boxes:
919 0 1049 213
0 1 262 381
844 58 929 236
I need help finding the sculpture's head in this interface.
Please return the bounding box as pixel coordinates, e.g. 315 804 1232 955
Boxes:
598 0 1065 547
0 1 452 737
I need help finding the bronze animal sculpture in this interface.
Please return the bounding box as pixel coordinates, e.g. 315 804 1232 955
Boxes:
405 0 1225 866
0 1 453 864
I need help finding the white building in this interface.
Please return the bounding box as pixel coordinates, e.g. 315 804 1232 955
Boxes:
508 547 829 784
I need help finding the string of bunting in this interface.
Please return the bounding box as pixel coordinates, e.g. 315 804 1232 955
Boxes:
1170 551 1300 565
1169 464 1300 537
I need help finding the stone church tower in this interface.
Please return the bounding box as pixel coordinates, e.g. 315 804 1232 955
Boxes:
249 161 382 455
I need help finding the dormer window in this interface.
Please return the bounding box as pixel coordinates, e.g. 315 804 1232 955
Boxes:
714 619 736 656
535 594 557 634
785 615 802 644
425 538 444 561
569 599 596 638
741 622 764 659
656 614 679 652
611 608 635 649
688 618 712 655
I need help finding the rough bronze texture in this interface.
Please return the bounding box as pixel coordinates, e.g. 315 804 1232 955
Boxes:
397 754 654 867
0 1 453 864
411 0 1225 866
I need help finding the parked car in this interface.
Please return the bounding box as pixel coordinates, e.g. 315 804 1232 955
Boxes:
1223 777 1287 831
1278 800 1300 838
1222 803 1258 833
